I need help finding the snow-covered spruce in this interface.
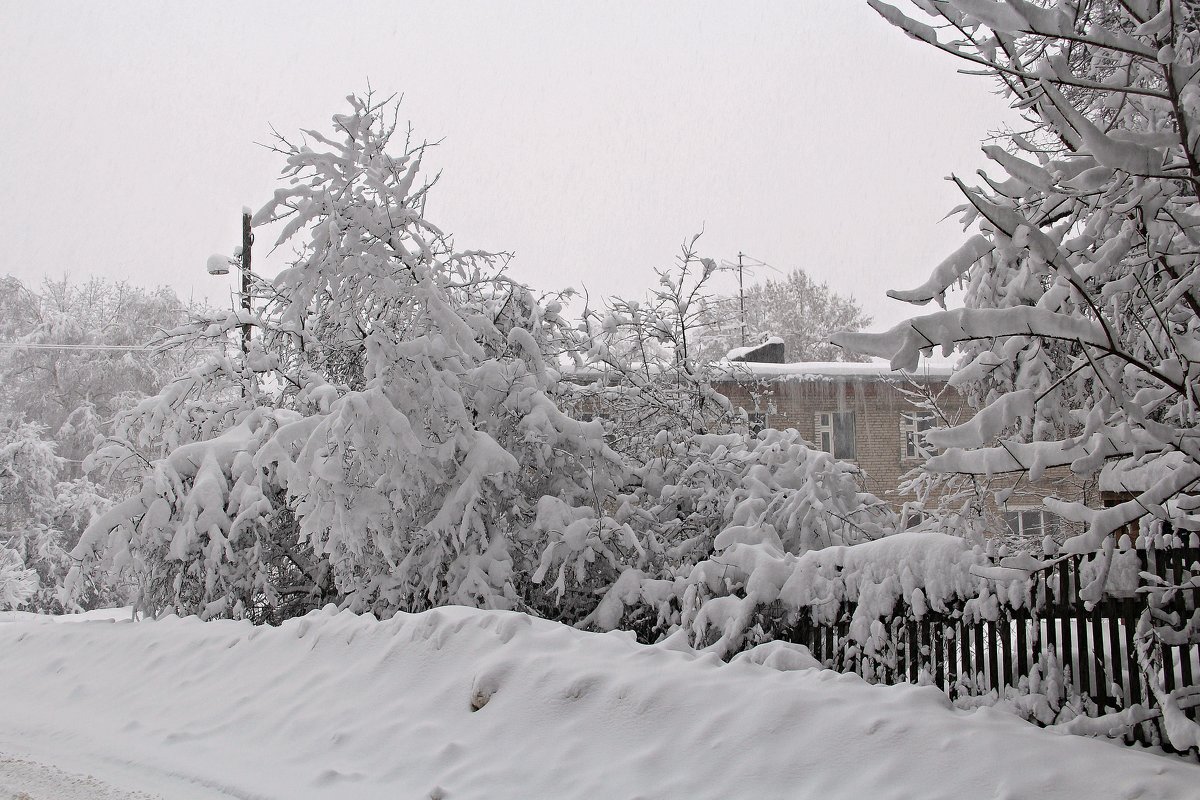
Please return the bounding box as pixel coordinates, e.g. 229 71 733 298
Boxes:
72 93 631 624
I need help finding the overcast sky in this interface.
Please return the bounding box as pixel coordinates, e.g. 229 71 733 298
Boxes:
0 2 1018 333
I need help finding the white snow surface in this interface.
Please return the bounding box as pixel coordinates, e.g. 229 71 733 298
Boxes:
1 606 1197 800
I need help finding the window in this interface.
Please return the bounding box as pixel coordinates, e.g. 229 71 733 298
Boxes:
814 411 855 459
901 413 937 460
1002 508 1060 540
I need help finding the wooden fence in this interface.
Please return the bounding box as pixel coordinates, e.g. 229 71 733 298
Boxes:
789 543 1200 751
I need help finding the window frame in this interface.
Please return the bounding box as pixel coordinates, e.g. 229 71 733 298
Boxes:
1001 507 1060 540
814 410 856 460
900 412 938 461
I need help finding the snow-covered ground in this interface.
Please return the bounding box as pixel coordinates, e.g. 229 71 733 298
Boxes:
1 607 1197 800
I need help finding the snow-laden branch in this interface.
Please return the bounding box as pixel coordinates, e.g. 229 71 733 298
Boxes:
886 235 994 307
925 389 1035 449
832 306 1106 370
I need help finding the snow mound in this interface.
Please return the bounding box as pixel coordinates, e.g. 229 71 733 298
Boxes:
0 607 1196 799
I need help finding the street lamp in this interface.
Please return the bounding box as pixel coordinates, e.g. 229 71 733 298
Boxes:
205 254 235 276
206 210 254 354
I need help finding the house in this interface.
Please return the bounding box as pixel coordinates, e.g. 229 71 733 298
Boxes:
711 340 1094 539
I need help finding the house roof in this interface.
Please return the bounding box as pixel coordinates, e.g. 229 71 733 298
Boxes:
712 358 956 382
725 337 785 361
557 357 957 384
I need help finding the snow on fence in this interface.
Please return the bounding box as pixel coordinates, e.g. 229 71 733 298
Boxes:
788 542 1200 752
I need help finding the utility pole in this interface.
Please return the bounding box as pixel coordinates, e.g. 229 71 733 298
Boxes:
240 211 253 355
737 251 746 347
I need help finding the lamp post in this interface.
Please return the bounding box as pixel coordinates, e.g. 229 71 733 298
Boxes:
239 210 253 355
205 210 254 354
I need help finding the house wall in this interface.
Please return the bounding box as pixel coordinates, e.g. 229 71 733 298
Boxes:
711 374 1094 536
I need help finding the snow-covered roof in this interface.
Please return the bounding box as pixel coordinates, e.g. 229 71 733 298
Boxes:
556 357 956 384
725 337 784 361
713 358 955 382
1099 452 1189 493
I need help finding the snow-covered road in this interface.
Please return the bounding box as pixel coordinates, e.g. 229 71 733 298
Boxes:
2 607 1198 799
0 754 159 800
0 751 243 800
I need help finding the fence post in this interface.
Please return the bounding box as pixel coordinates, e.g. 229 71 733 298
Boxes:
1072 556 1092 698
1015 610 1029 688
973 621 985 693
907 618 919 683
1059 560 1075 694
1106 611 1123 712
987 618 1000 694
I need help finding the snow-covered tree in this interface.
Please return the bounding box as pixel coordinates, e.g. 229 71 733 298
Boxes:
843 0 1200 557
0 277 193 610
567 241 898 640
717 267 873 361
0 419 67 611
0 547 37 611
0 277 191 470
837 0 1200 749
557 240 748 633
75 93 632 624
574 236 739 458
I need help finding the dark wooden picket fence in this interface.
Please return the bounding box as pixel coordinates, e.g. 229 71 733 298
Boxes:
789 543 1200 751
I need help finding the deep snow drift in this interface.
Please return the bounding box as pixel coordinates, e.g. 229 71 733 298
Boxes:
1 607 1196 799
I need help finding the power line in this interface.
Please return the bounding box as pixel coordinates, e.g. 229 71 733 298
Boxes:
0 342 152 352
721 253 782 276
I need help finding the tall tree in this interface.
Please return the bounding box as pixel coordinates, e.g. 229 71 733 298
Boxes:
570 239 897 640
838 0 1200 749
74 93 632 624
718 267 872 362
